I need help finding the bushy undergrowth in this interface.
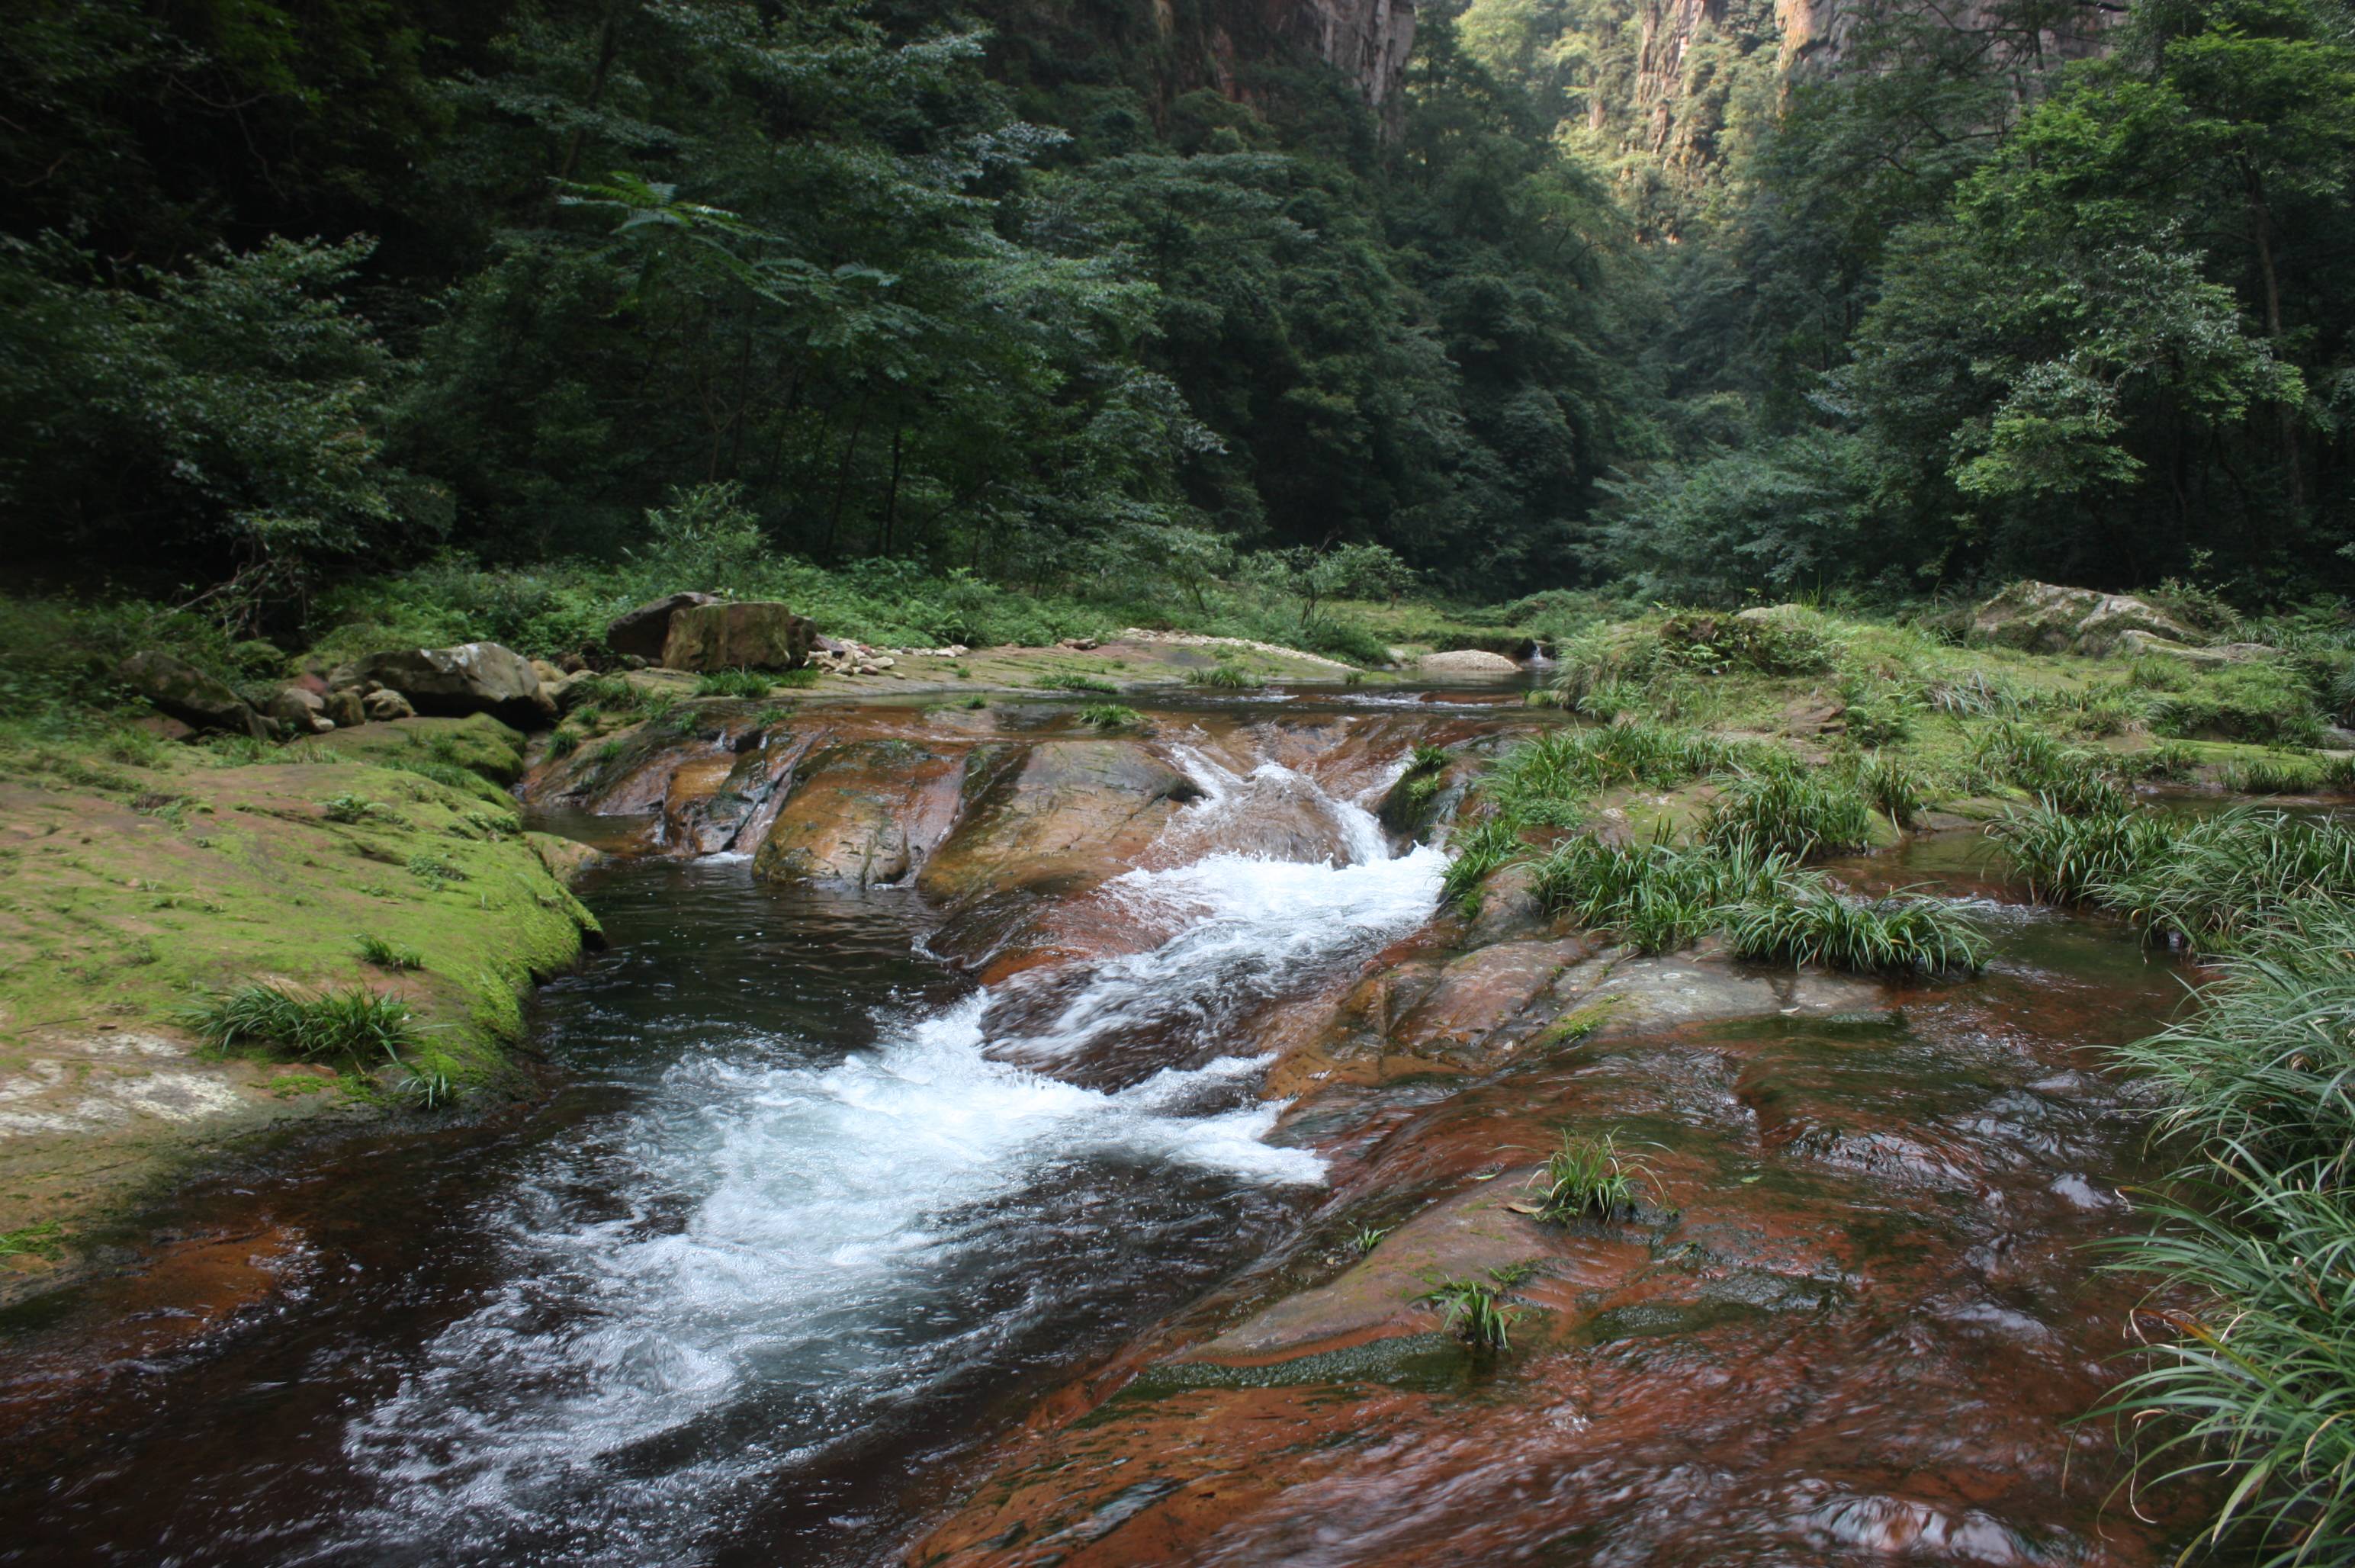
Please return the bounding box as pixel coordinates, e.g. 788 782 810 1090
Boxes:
2097 898 2355 1563
1995 804 2355 949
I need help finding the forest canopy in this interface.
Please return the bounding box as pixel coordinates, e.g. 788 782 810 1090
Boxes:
2 0 2351 631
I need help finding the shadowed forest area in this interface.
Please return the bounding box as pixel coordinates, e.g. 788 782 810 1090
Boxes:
5 0 2353 651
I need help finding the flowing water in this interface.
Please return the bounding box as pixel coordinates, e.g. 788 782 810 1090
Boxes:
0 733 1443 1565
0 702 2208 1565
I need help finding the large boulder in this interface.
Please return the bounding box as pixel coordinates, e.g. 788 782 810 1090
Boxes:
116 651 268 738
606 592 718 662
660 601 816 672
1969 581 2198 656
265 684 335 734
751 739 964 885
331 642 554 728
915 741 1204 907
1418 648 1521 675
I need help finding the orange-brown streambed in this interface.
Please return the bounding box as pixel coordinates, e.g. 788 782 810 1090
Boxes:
0 691 2213 1565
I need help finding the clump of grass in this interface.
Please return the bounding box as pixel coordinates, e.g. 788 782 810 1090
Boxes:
2102 809 2355 949
1988 803 2173 904
695 667 776 699
1078 703 1142 729
355 933 425 971
1971 723 2131 815
774 667 821 689
406 851 467 889
1184 664 1262 690
1442 816 1525 910
1480 722 1749 829
1728 885 1987 976
179 983 418 1073
1349 1224 1389 1255
1531 832 1795 955
321 792 374 824
1528 1129 1649 1223
545 729 580 759
1424 1275 1520 1351
2152 662 2328 748
1704 770 1877 858
2100 1162 2355 1566
1847 751 1924 826
2096 895 2355 1561
1838 676 1922 746
1036 673 1120 694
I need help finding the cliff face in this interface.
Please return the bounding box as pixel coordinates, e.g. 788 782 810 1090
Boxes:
1194 0 1416 130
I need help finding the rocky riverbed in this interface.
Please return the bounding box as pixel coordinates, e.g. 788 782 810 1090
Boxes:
0 677 2227 1564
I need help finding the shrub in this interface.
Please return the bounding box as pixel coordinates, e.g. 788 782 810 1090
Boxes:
179 983 417 1072
1728 885 1986 976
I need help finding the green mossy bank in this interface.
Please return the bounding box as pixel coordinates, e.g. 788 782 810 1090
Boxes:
0 715 599 1301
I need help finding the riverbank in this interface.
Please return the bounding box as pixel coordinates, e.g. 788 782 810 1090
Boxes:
0 715 601 1301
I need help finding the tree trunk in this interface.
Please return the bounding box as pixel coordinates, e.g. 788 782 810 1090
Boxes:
2248 167 2304 522
556 1 625 185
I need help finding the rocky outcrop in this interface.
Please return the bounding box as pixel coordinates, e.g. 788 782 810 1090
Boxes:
915 741 1204 907
1968 581 2199 657
1418 648 1519 675
660 602 815 673
116 652 268 739
751 740 964 885
332 642 554 728
606 592 718 663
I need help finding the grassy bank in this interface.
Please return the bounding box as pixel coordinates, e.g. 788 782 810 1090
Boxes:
0 712 599 1296
1986 801 2355 1563
1428 602 2355 1561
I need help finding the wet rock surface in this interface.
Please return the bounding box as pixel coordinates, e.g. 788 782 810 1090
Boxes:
908 911 2202 1567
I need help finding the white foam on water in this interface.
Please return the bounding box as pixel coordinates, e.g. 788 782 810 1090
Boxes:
333 751 1444 1563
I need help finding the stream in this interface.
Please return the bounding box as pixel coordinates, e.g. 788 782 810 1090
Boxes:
0 694 2207 1565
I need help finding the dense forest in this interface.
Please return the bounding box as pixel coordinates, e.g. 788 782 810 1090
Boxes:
2 0 2351 625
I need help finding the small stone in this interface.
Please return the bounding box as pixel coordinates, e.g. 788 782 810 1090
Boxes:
363 688 416 721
